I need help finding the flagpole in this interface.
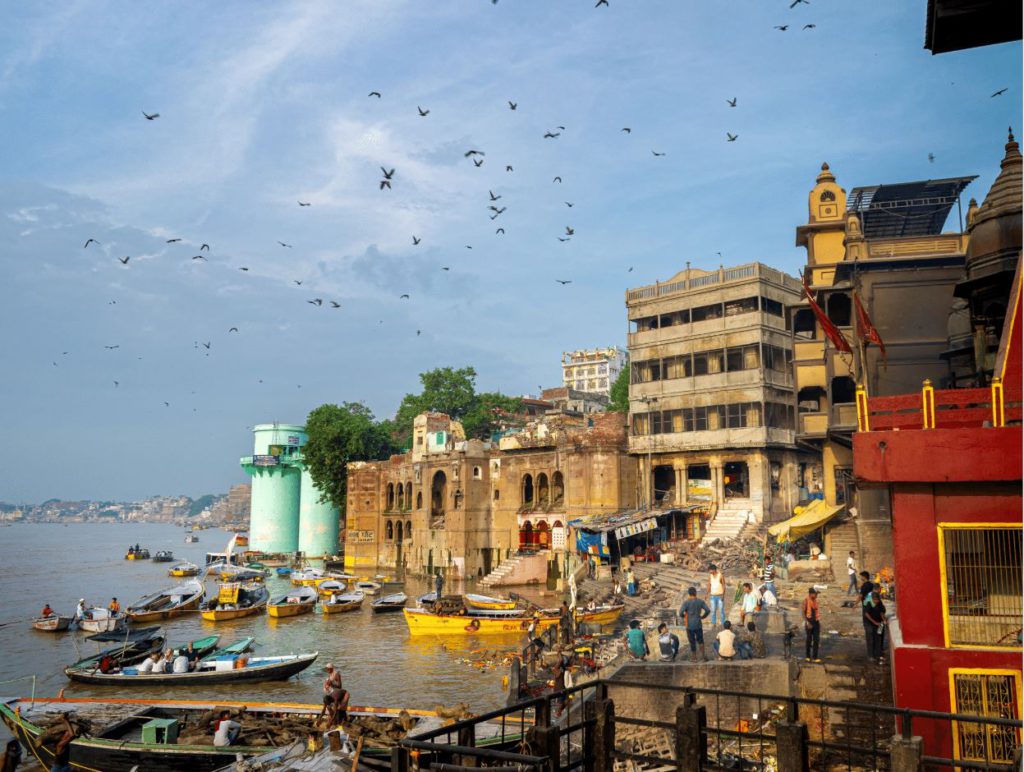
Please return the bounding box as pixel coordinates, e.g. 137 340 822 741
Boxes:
852 259 867 390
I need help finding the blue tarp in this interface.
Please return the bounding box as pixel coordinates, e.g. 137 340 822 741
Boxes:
575 530 609 558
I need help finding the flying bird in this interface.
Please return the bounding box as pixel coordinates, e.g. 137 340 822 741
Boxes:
118 256 130 265
308 298 323 306
473 158 484 167
489 205 506 214
442 266 450 271
379 180 391 190
200 243 210 251
727 98 737 107
775 25 789 31
556 279 572 284
417 106 430 117
330 301 341 308
192 255 206 260
621 128 631 133
543 131 561 139
790 0 808 6
506 165 514 172
596 0 608 7
294 280 303 285
489 190 501 201
298 201 311 206
412 236 421 245
803 24 816 29
990 88 1008 97
565 226 575 236
496 228 505 235
164 401 170 407
104 345 119 350
417 330 421 336
565 202 573 207
558 237 571 242
928 153 935 163
201 341 211 349
229 327 239 332
278 241 293 248
508 101 517 110
464 150 485 157
166 238 181 243
465 245 473 249
400 294 410 299
553 176 562 183
83 238 99 248
381 167 395 179
652 150 666 156
239 266 249 271
142 111 160 120
368 91 382 98
114 381 119 387
628 267 634 272
727 133 738 142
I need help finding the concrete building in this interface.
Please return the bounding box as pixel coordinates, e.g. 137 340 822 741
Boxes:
561 347 626 398
625 262 805 526
345 411 636 580
792 163 976 511
540 386 609 414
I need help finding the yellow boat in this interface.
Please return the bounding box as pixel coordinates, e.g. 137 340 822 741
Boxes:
125 580 203 623
403 607 559 636
168 562 200 577
322 591 364 614
464 593 518 611
267 586 317 618
200 583 269 622
575 603 625 626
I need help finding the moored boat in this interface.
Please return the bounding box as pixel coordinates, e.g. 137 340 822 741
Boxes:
322 591 364 614
575 602 626 626
355 580 382 595
125 580 204 623
65 650 317 686
203 636 255 660
464 593 518 611
267 586 317 618
403 607 560 636
125 548 150 560
316 579 348 598
370 592 408 613
185 533 199 543
32 615 72 633
0 697 527 772
70 627 165 670
200 583 269 622
152 550 175 563
168 561 200 577
217 566 265 583
76 607 127 633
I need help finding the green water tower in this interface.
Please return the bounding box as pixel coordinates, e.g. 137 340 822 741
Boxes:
240 423 306 553
299 467 339 557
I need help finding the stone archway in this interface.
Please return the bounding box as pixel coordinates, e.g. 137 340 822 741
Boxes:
431 470 447 529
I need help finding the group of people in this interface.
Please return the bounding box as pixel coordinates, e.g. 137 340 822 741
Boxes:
69 597 120 622
134 643 204 674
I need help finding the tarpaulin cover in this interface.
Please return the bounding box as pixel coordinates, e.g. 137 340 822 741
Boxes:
768 500 844 541
575 530 608 558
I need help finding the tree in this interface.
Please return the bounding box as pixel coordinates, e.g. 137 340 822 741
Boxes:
189 494 219 516
609 357 630 413
462 391 523 440
303 402 399 512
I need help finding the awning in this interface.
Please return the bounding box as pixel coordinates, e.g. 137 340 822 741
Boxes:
768 500 845 541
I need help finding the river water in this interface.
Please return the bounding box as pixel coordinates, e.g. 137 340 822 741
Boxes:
0 523 518 729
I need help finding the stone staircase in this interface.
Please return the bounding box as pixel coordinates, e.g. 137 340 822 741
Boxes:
825 518 860 582
479 553 531 588
701 499 756 545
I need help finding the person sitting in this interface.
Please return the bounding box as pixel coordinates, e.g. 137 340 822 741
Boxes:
137 652 161 674
183 642 202 671
158 648 175 673
172 651 190 674
713 621 737 660
40 603 54 618
739 583 759 625
657 622 680 662
98 654 115 674
738 621 766 659
624 620 649 660
213 711 241 746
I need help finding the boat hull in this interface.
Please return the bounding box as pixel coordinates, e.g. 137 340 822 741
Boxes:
322 600 362 614
127 593 203 623
576 604 625 626
267 602 314 618
32 616 72 632
65 653 317 686
464 594 517 611
77 614 126 633
200 602 266 622
403 608 559 636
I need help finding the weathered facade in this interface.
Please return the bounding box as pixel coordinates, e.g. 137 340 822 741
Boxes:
561 347 626 398
624 262 806 523
344 411 636 579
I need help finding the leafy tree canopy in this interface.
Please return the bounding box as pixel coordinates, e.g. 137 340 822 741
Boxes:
303 402 399 512
608 357 630 413
189 494 219 516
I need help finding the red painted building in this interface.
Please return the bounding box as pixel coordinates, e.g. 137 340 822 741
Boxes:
853 260 1022 764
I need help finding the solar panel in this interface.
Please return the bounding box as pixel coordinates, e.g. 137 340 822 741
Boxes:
846 176 977 239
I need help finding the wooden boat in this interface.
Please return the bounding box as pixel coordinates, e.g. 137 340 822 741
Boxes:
200 583 269 622
217 566 265 583
322 591 364 614
185 533 199 543
267 586 317 618
70 627 166 670
66 650 317 686
125 548 150 560
126 580 204 623
33 615 72 633
355 580 382 596
275 566 293 576
465 593 517 611
575 602 626 626
76 608 127 633
403 607 560 636
370 592 408 613
316 579 348 598
416 591 438 606
0 697 527 772
152 550 175 563
204 636 255 660
169 561 200 577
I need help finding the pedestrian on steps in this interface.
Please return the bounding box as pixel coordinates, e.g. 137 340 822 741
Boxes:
846 551 858 595
707 564 726 627
802 587 821 662
625 565 637 597
680 587 710 662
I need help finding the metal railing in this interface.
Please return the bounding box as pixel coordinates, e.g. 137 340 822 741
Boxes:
859 377 1023 432
395 675 1023 772
625 263 793 303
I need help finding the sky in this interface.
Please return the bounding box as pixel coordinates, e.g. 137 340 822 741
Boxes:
0 1 1019 503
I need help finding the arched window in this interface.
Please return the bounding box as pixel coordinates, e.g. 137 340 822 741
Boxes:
416 491 423 509
386 520 394 541
473 466 482 479
431 471 448 529
405 482 413 509
537 473 549 508
522 474 534 508
396 521 403 543
386 483 395 511
820 190 836 202
536 520 550 549
396 483 405 511
552 471 564 507
406 521 413 541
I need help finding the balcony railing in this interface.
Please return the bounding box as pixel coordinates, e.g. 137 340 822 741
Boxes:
625 263 793 304
859 378 1022 432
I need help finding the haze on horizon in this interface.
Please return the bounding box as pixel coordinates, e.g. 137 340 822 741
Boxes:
0 1 1019 503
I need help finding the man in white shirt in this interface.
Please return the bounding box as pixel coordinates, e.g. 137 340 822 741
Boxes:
713 621 737 660
213 711 241 747
137 652 160 673
707 565 726 627
172 653 190 673
846 551 858 595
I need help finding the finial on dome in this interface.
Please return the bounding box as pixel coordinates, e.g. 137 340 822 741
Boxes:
1009 126 1015 143
821 162 830 171
816 162 835 184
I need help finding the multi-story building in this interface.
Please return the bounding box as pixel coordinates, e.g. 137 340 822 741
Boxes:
345 411 636 579
540 387 609 414
792 162 976 519
561 347 626 397
624 262 805 523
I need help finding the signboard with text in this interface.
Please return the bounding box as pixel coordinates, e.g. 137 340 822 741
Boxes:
252 455 280 467
614 517 657 541
348 530 376 544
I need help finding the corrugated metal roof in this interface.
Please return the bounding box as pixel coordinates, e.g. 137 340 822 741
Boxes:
846 176 976 239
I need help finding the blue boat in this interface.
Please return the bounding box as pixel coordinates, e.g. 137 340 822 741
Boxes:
275 567 293 576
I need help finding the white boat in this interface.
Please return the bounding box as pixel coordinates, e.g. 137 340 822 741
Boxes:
76 608 127 633
371 592 408 612
417 591 438 606
316 579 348 597
184 534 199 543
355 580 382 596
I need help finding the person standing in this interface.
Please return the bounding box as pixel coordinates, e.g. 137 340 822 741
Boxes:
657 623 680 661
625 566 637 596
680 587 711 662
802 587 821 662
624 620 649 660
863 592 887 664
845 552 858 595
739 582 759 624
74 599 87 622
858 571 875 606
707 565 726 627
434 570 444 599
108 597 120 614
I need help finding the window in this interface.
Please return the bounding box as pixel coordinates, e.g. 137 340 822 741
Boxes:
724 297 759 317
664 355 691 379
385 520 394 541
762 297 784 317
693 350 723 375
764 345 791 372
940 526 1022 648
691 302 723 323
473 466 482 479
726 345 759 372
493 489 500 501
951 670 1021 765
820 190 836 202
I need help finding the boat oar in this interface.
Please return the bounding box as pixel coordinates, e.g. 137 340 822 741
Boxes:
350 735 364 772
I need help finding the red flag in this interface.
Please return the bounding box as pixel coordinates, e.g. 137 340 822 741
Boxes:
802 280 852 354
854 292 886 360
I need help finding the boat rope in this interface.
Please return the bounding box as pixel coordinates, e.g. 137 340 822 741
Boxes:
0 617 36 628
0 674 37 703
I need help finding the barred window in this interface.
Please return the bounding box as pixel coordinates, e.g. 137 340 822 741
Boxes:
952 672 1021 765
942 526 1022 648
